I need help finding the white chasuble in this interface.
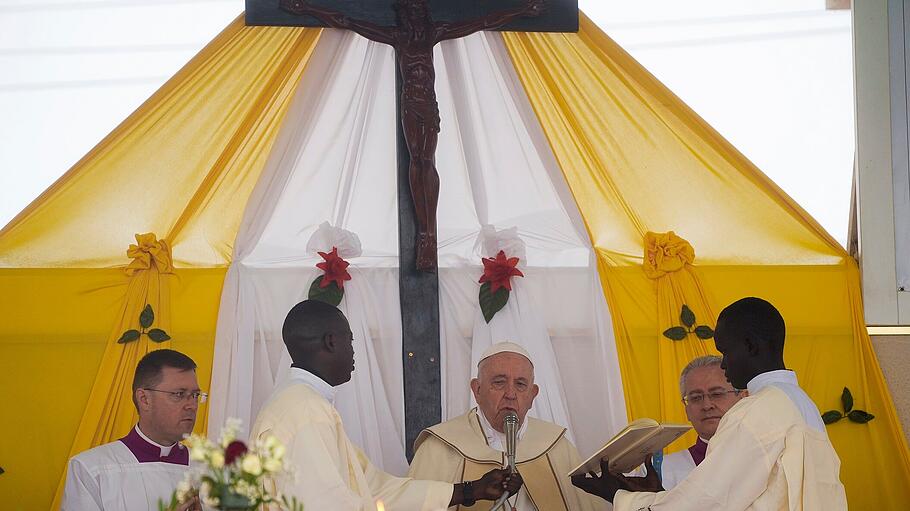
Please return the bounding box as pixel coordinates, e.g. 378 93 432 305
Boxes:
614 385 846 511
62 426 191 510
409 409 605 511
250 368 453 511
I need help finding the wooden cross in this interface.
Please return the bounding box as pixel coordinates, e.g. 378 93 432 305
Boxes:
247 0 577 458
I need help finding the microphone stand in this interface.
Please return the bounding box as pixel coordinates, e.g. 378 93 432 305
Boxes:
490 412 518 511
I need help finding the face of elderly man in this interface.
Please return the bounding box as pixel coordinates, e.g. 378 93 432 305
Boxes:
470 352 540 433
682 363 745 440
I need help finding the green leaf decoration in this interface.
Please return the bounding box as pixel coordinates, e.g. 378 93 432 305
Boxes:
847 410 875 423
479 282 510 323
157 494 178 511
139 304 155 329
147 328 171 343
662 326 688 341
821 410 843 424
694 325 715 339
308 275 344 307
680 304 696 328
841 387 853 413
823 386 874 426
117 329 141 344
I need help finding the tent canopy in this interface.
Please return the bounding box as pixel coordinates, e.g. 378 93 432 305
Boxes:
0 13 907 511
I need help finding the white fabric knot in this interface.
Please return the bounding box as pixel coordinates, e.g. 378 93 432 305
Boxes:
475 225 526 263
306 221 362 259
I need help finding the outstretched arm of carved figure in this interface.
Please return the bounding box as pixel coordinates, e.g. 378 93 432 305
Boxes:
280 0 394 45
435 0 545 42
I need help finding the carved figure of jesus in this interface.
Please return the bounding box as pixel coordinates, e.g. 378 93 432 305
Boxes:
280 0 544 270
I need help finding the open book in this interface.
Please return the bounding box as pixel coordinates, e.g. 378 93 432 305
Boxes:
568 418 691 476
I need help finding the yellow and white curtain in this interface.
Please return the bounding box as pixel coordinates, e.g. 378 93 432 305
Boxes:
0 13 908 511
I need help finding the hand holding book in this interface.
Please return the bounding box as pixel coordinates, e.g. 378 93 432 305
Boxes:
567 418 689 503
571 456 664 503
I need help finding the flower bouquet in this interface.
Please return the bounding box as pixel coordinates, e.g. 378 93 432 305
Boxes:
159 418 302 511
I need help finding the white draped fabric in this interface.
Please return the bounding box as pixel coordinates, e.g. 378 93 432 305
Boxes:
208 28 628 474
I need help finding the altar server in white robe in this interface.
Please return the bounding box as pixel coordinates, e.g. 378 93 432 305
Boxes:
63 349 204 510
659 355 745 490
572 297 847 510
249 300 522 510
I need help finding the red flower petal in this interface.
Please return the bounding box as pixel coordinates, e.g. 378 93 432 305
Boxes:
224 440 248 465
479 250 523 294
316 246 352 289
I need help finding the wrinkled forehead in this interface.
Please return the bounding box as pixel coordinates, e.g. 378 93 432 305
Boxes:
478 352 534 381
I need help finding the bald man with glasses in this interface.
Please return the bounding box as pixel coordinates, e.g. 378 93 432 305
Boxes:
63 349 205 510
660 355 745 490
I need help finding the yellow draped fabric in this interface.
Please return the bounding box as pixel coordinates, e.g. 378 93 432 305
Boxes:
503 14 910 510
49 233 176 509
0 18 320 269
0 18 322 510
643 232 719 452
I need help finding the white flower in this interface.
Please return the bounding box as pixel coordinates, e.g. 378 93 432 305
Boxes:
264 457 282 473
201 495 220 508
189 445 206 462
210 450 225 469
272 443 286 461
220 417 242 447
241 453 263 476
264 435 279 450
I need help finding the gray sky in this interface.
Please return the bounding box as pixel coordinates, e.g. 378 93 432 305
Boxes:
0 0 852 244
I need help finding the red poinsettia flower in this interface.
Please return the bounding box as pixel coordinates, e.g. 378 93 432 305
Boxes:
316 246 352 289
224 440 249 465
478 250 524 293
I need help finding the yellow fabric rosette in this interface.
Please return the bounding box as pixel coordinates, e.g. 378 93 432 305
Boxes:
643 231 696 279
125 233 174 276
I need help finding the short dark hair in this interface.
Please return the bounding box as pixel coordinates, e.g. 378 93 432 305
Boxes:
717 297 786 352
132 349 197 408
282 300 347 352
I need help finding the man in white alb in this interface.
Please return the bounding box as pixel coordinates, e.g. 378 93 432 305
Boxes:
572 297 846 510
62 349 204 510
249 300 521 510
659 355 745 490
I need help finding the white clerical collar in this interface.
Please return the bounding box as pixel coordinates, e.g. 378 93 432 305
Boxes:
476 407 529 452
136 424 176 457
289 366 337 404
746 369 798 395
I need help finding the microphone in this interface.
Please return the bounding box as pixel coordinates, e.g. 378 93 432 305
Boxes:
490 412 519 511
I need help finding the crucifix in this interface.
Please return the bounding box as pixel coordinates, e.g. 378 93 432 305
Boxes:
247 0 577 457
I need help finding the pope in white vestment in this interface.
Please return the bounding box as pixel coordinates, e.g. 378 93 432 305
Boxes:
250 366 454 511
62 425 192 510
410 341 604 511
409 408 603 511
